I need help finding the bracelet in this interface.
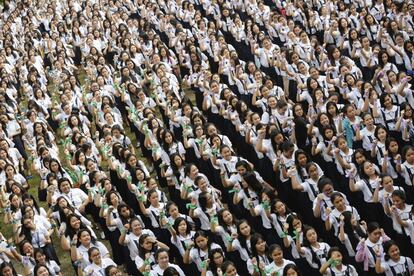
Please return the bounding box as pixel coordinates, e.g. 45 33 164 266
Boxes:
136 195 146 202
186 203 197 210
280 231 288 238
228 188 240 194
261 201 270 211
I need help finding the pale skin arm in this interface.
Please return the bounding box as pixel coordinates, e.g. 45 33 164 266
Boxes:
289 168 304 191
338 215 346 242
375 249 385 274
349 177 360 192
372 180 381 203
183 242 194 264
313 194 324 218
325 207 332 231
256 132 268 154
334 148 352 170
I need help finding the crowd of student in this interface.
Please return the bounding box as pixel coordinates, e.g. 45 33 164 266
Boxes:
1 0 414 275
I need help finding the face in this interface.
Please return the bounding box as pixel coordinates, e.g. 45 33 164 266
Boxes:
221 147 232 159
290 218 301 231
294 105 303 117
131 220 142 235
364 115 374 126
145 190 158 205
333 196 345 210
320 114 329 126
189 165 199 177
305 228 317 243
387 244 400 261
377 128 387 140
107 267 122 276
270 247 283 264
11 195 19 207
322 184 333 196
80 231 91 245
308 165 319 179
212 252 224 266
346 106 355 117
195 236 208 249
222 210 233 224
177 220 187 234
368 227 382 242
70 216 81 229
392 195 404 209
154 251 169 267
23 243 33 255
239 221 251 236
142 237 155 250
35 252 46 264
90 249 101 264
36 267 50 276
5 166 14 176
275 201 286 215
224 264 237 276
50 161 59 172
255 238 266 252
363 162 375 176
297 154 307 166
120 207 130 218
324 129 334 139
60 181 71 194
406 149 414 163
330 250 343 264
1 266 13 276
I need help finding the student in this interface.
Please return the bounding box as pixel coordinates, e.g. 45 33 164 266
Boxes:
265 244 295 276
355 222 390 275
319 247 358 276
374 240 414 276
183 231 222 272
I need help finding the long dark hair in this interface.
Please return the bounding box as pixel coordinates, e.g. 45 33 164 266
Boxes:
294 149 311 182
302 226 321 267
283 263 302 276
170 153 185 180
242 171 264 195
0 262 18 276
65 213 87 239
208 248 225 276
236 219 253 255
250 233 268 275
341 210 367 249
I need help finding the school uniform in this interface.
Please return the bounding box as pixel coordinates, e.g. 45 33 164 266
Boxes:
77 242 109 267
380 256 414 276
189 243 222 271
265 259 295 276
150 263 186 276
300 242 331 269
83 258 116 276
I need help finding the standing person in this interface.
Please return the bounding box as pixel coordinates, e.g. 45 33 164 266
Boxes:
374 240 414 276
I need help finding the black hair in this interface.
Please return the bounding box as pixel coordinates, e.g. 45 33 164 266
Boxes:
302 226 321 267
383 240 398 261
173 217 191 236
0 262 18 276
317 177 332 193
33 264 50 276
163 266 180 276
391 189 406 202
367 222 381 234
283 264 302 276
242 171 264 195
